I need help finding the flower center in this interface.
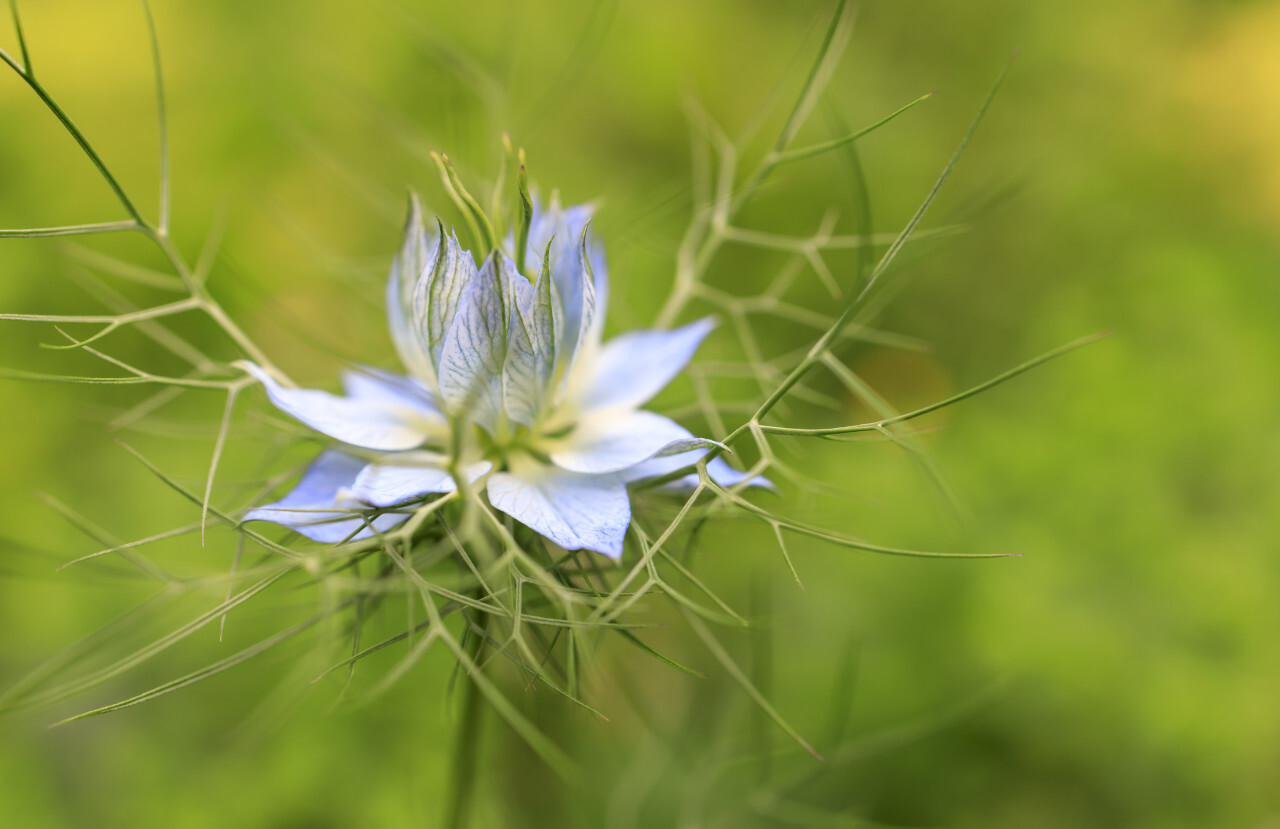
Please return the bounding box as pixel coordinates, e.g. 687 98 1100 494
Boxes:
477 418 576 469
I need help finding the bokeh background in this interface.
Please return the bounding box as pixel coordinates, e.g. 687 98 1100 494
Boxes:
2 0 1279 826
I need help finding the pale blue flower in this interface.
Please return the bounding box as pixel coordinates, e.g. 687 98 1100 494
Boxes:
241 196 763 557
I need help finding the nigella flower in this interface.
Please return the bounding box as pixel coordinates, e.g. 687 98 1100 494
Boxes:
240 196 762 558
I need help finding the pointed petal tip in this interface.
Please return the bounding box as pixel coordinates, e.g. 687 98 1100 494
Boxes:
243 361 433 451
403 190 425 227
548 410 696 475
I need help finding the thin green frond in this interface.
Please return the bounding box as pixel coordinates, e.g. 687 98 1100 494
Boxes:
0 591 183 714
0 44 147 224
775 0 856 153
64 244 187 290
710 483 1016 559
683 607 823 760
431 151 497 256
822 353 967 519
516 156 533 274
115 441 305 561
53 606 336 725
0 221 140 238
761 331 1110 437
1 297 200 326
848 56 1016 314
203 379 251 544
384 545 582 783
141 0 170 233
192 203 228 286
712 56 1021 460
775 92 933 165
0 367 226 388
8 0 31 77
617 630 704 678
31 571 294 715
57 522 203 571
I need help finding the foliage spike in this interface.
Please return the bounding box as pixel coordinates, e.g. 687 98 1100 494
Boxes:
516 154 534 276
141 0 170 234
431 151 497 256
7 0 31 77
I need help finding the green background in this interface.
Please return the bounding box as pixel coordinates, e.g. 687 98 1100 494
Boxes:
2 1 1278 826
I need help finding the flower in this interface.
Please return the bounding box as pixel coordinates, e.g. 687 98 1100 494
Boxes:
240 196 763 558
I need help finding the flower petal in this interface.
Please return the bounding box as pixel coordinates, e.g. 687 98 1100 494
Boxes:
349 454 493 508
415 227 477 371
525 200 605 367
487 459 630 558
547 409 720 475
241 362 434 451
386 194 439 385
621 449 773 491
243 450 408 543
437 253 516 430
580 317 716 412
501 267 539 425
503 250 560 425
342 367 446 430
568 226 600 370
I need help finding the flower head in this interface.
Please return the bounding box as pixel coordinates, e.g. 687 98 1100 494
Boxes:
242 195 762 558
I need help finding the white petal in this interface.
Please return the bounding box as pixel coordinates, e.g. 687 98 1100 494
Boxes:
487 459 630 558
525 200 605 368
341 367 446 433
566 226 600 371
580 317 715 412
547 409 720 475
243 451 408 543
415 229 478 371
621 450 773 492
241 362 433 451
386 195 438 385
503 255 560 425
349 454 493 508
501 269 540 425
438 253 516 430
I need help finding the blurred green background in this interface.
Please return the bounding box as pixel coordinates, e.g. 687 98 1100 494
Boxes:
3 0 1279 826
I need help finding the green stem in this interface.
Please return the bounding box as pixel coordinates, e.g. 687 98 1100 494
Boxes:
444 612 489 829
749 569 774 785
8 0 32 78
141 0 171 234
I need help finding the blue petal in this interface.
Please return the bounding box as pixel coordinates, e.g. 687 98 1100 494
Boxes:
525 199 605 364
547 409 719 475
349 455 493 508
437 253 515 430
386 195 439 385
580 317 716 412
243 450 409 543
570 226 600 368
621 450 773 492
240 362 435 451
487 459 630 558
342 367 444 420
503 254 560 425
414 229 477 372
501 268 540 425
